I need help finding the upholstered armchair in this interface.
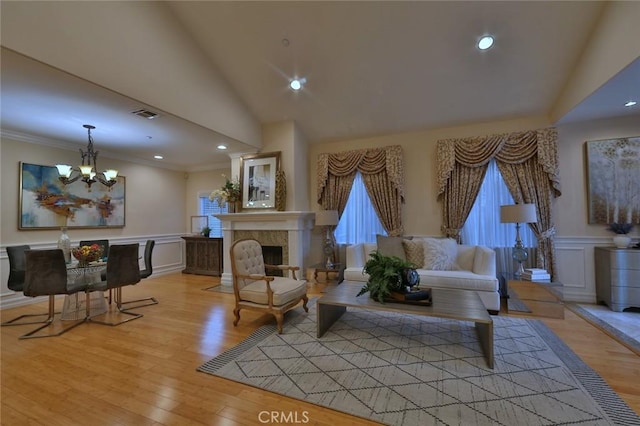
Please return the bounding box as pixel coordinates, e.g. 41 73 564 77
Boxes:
230 239 308 333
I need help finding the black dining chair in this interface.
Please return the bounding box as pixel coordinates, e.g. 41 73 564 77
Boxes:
19 249 87 339
120 240 158 309
2 245 59 327
86 244 143 326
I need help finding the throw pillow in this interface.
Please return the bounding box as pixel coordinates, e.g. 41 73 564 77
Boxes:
422 238 459 271
376 235 408 260
402 239 424 268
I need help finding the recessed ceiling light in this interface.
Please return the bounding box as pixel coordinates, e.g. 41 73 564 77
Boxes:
154 155 163 160
217 144 227 150
624 100 637 107
290 77 306 91
478 35 494 50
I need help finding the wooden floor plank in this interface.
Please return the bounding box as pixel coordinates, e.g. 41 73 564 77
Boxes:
2 272 638 425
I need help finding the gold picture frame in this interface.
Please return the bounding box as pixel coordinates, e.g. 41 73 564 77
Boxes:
239 151 281 210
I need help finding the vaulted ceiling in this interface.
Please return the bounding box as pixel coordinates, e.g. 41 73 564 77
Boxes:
1 1 639 171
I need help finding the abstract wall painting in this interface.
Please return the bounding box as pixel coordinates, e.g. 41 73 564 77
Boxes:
19 162 125 229
585 137 639 224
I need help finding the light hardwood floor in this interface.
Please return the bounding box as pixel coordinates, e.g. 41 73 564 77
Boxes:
2 273 639 425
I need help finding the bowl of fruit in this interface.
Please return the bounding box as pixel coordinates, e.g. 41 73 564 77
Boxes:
72 244 103 267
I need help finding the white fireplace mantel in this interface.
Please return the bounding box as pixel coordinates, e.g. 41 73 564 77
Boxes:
214 211 316 287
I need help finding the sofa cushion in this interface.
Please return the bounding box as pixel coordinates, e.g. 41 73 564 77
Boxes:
422 238 459 270
376 235 407 260
456 245 476 271
239 277 307 306
402 239 424 268
473 246 497 276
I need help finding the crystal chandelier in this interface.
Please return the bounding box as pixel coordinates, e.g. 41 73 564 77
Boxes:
55 124 119 190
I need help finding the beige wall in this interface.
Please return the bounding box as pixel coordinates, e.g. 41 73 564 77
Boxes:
308 115 552 234
308 114 640 240
555 115 640 238
185 167 231 231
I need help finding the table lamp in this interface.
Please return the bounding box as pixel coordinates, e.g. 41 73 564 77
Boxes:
315 210 339 268
500 204 537 277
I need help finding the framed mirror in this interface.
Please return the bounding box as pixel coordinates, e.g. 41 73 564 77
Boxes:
239 151 281 210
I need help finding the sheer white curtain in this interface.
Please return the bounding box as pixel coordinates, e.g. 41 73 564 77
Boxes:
461 160 535 248
335 171 387 244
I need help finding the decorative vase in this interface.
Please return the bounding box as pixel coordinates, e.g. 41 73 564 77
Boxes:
275 170 286 211
613 235 631 248
57 226 71 264
227 200 238 213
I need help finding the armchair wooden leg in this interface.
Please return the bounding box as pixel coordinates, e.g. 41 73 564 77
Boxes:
274 312 284 334
302 295 309 312
233 308 241 326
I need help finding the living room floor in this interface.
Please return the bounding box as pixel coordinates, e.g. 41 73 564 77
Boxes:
1 273 638 424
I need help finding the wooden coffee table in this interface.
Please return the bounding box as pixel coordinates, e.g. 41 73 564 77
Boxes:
317 282 494 368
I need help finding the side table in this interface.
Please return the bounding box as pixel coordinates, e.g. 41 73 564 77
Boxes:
311 262 345 285
501 273 564 319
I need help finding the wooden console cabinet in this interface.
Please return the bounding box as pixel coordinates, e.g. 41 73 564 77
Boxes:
594 246 640 312
182 237 223 276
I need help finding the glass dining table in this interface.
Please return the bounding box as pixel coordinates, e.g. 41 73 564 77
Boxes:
61 262 108 320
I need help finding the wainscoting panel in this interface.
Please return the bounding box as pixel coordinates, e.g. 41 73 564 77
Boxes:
555 245 592 303
0 234 186 309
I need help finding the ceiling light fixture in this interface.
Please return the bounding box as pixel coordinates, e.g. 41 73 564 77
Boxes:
478 35 494 50
624 100 637 107
55 125 118 190
154 155 164 160
217 144 227 150
290 77 306 91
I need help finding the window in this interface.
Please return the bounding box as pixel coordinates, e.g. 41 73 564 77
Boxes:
461 160 535 247
334 172 387 244
198 192 227 237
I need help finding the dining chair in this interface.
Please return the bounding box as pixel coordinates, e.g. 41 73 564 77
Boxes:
19 249 87 339
86 243 143 326
230 238 308 334
120 240 158 309
2 245 58 327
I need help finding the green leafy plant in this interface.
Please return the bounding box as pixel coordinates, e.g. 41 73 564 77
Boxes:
607 222 633 234
356 251 416 303
201 226 211 237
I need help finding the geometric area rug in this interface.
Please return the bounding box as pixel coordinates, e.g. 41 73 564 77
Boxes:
198 302 640 425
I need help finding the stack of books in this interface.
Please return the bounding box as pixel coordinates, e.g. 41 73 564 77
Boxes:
521 268 551 281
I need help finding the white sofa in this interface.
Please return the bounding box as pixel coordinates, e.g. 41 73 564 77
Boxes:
344 240 500 312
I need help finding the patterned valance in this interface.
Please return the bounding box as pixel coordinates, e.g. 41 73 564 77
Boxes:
317 145 404 203
437 127 560 198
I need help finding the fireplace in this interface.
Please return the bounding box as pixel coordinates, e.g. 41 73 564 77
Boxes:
214 211 315 287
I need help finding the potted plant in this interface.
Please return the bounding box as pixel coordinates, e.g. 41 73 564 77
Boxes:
356 251 417 303
201 226 211 238
607 222 633 248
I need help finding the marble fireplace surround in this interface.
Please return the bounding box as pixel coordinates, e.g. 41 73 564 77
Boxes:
214 211 315 287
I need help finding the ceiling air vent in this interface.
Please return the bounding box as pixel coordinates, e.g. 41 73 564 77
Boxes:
131 109 159 120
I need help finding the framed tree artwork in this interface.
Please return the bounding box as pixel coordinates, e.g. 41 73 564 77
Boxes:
19 162 126 229
585 137 640 224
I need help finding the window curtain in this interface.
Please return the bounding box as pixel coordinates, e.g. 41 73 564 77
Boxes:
317 145 405 236
437 128 561 278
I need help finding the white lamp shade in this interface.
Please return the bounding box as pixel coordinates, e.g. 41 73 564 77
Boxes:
103 169 119 181
315 210 339 226
79 165 93 176
55 164 73 178
500 204 537 223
